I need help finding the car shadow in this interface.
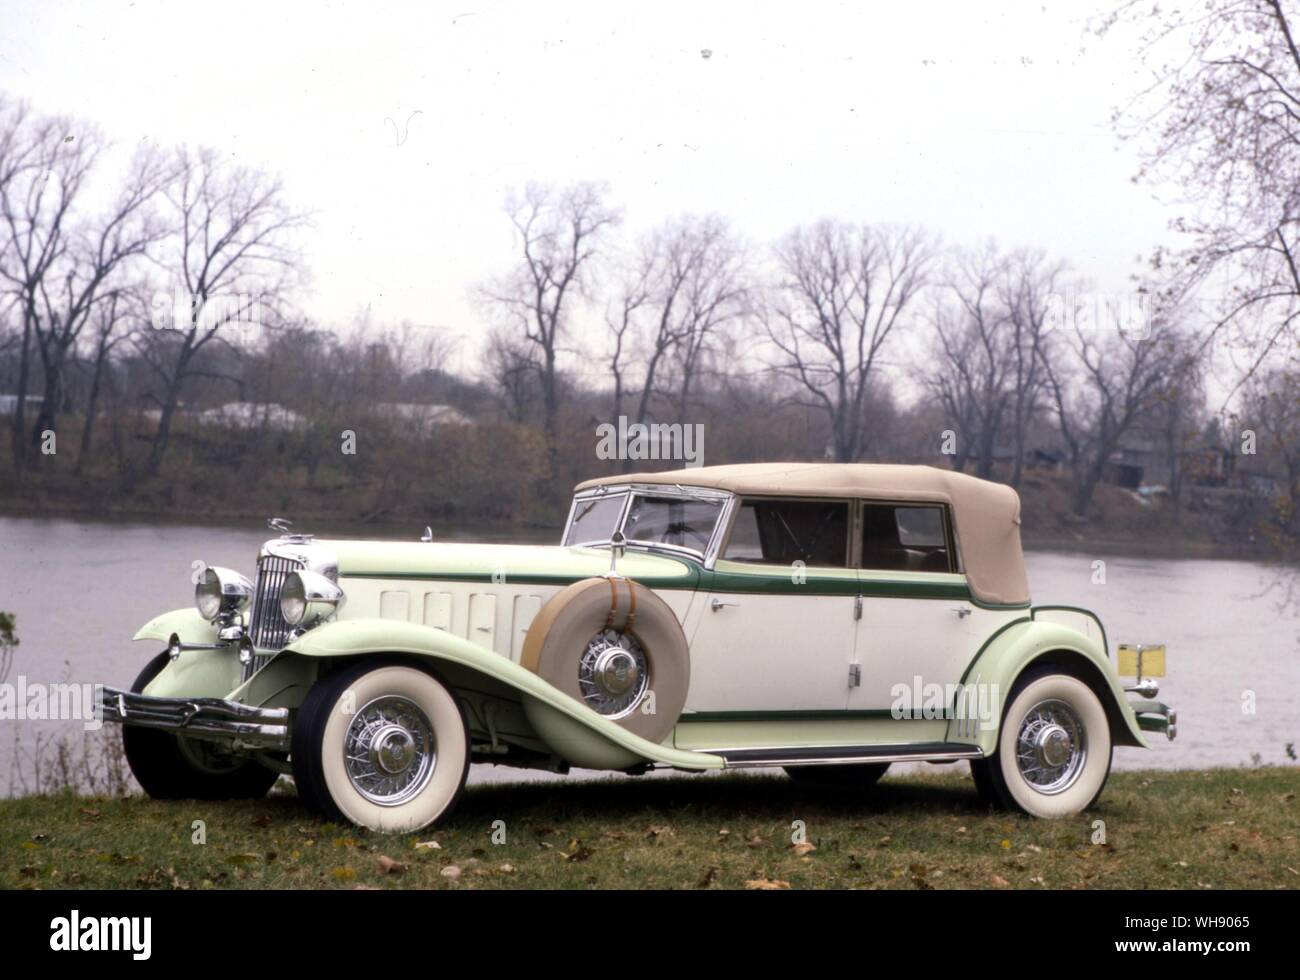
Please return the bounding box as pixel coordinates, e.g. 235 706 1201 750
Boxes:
443 769 993 827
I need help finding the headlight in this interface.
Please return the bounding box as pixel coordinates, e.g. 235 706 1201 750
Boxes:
195 566 253 621
281 570 345 628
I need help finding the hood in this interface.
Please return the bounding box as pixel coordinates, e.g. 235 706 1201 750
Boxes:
317 539 700 590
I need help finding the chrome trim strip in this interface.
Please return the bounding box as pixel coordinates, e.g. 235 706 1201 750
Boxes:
705 745 984 768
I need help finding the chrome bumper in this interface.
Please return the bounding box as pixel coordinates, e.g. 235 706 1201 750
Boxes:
1128 697 1177 741
99 686 291 753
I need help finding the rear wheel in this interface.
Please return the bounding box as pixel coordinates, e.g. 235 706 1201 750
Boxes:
291 660 470 833
122 652 280 800
784 762 890 787
975 667 1113 818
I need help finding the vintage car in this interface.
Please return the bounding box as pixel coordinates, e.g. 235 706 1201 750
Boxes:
101 463 1176 832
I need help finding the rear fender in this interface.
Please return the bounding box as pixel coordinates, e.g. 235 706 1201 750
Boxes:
948 619 1148 755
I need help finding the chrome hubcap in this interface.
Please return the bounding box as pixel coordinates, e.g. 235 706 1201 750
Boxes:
578 629 649 719
344 696 436 806
1015 699 1086 794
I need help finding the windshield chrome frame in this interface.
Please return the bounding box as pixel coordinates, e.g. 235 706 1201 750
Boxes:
563 483 735 569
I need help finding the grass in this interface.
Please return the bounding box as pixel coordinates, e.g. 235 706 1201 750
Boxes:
2 768 1297 890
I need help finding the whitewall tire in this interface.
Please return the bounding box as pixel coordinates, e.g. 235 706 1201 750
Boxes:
978 668 1112 818
292 661 470 834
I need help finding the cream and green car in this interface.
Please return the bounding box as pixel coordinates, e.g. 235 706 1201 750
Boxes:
101 463 1175 833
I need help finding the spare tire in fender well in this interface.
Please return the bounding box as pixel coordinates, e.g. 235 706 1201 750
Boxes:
520 576 689 745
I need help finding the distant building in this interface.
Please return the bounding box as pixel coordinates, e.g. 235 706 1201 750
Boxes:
0 394 42 415
194 402 306 432
373 402 471 428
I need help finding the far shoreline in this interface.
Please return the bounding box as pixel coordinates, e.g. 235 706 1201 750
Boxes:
1 504 1293 566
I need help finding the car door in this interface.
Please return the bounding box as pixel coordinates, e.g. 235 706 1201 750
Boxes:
683 496 859 713
848 502 980 714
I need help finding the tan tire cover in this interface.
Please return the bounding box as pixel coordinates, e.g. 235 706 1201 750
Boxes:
521 576 689 743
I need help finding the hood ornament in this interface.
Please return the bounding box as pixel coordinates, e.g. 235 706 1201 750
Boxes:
267 517 312 543
606 531 627 578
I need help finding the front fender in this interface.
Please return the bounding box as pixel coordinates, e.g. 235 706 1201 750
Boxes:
134 608 217 645
132 608 240 699
284 619 724 772
949 619 1148 755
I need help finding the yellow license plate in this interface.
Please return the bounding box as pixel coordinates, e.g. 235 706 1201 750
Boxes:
1117 644 1166 678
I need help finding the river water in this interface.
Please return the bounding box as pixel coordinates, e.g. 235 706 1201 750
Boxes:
0 515 1296 795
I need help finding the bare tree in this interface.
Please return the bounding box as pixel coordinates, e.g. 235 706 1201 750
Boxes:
1040 303 1191 517
1001 250 1063 487
0 100 100 474
925 244 1013 478
1103 0 1300 378
606 214 748 434
76 287 136 470
767 221 933 462
29 149 171 446
138 146 304 477
924 245 1062 483
480 182 619 464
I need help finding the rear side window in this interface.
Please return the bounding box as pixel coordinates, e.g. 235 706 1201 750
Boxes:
861 504 953 573
723 499 850 568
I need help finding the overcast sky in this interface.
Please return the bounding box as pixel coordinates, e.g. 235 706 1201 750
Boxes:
0 0 1175 377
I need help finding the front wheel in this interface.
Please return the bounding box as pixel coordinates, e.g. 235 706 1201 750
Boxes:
122 652 280 800
973 668 1113 818
291 660 470 834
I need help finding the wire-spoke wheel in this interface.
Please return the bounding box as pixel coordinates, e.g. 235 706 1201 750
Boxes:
977 667 1112 818
292 660 469 833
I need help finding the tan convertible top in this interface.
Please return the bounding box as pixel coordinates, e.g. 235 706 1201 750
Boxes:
576 463 1029 606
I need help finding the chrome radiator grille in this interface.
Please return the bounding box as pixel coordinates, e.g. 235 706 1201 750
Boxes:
246 554 303 676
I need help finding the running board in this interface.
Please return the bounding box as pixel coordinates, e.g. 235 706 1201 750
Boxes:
710 742 983 769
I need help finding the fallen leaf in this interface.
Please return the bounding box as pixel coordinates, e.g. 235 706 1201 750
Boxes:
331 867 356 880
990 874 1010 887
227 853 259 866
744 878 790 890
413 840 441 850
562 840 593 862
440 865 461 880
377 855 406 875
792 842 817 857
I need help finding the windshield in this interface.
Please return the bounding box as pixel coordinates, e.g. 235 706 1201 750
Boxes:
563 490 725 556
565 492 629 545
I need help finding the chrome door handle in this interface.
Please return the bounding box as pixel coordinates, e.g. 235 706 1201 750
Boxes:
951 606 971 619
710 598 739 612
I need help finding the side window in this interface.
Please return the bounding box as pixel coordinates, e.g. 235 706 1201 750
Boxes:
861 504 953 573
723 499 850 567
